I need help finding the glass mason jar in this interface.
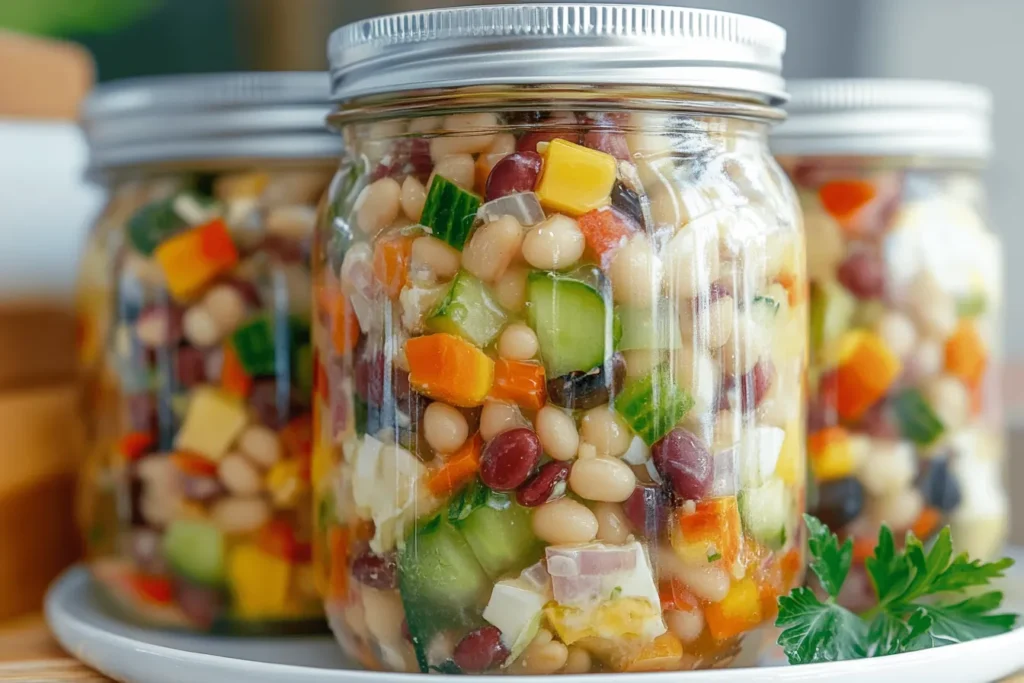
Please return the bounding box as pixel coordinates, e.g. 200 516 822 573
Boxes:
312 5 807 674
773 81 1004 606
76 73 340 633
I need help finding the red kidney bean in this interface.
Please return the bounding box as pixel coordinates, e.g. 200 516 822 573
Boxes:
516 113 581 153
583 129 631 160
138 304 184 345
126 393 158 433
179 474 224 502
174 346 207 387
176 582 223 629
516 461 571 507
485 151 542 201
651 428 713 501
623 484 671 537
452 626 509 673
261 235 306 263
480 428 541 491
728 359 774 412
351 551 398 589
249 380 290 429
858 400 899 439
836 250 886 299
546 353 627 411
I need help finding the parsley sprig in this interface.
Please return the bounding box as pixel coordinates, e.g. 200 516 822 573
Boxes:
776 515 1017 664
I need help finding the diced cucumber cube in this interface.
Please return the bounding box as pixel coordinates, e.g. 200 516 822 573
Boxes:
421 176 482 251
427 271 507 347
526 271 611 377
614 366 694 446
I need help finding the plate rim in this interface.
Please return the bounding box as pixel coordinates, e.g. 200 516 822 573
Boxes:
45 564 1024 682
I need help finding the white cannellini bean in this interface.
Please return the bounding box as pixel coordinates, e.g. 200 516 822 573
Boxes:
182 305 222 347
408 116 441 134
400 176 426 223
666 608 705 643
672 345 719 417
134 309 173 348
498 323 539 361
867 488 923 532
487 133 517 156
569 456 636 502
535 405 579 461
857 440 917 497
361 587 407 645
355 177 401 236
907 272 957 339
218 452 263 495
719 315 767 376
422 402 469 454
430 154 476 190
522 214 585 271
609 234 661 308
664 551 731 602
480 401 522 442
874 310 918 360
593 502 631 543
237 424 283 469
702 294 736 350
202 284 247 333
266 205 316 241
210 496 272 534
532 498 598 545
622 349 666 382
906 337 944 382
430 113 499 159
580 406 632 458
411 236 461 281
493 264 529 312
664 214 721 300
924 374 970 431
462 216 523 282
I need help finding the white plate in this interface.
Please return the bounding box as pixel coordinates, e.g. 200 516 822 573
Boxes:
46 566 1024 683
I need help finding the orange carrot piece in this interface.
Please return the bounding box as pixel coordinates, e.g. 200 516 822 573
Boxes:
489 359 546 410
406 333 495 407
704 577 763 641
945 320 988 388
774 271 805 307
835 331 901 421
577 207 635 269
169 451 218 477
426 433 483 496
328 526 350 600
852 535 876 564
672 496 742 569
372 234 415 299
118 432 154 461
220 344 253 398
329 295 361 356
819 179 876 223
911 507 942 540
259 519 312 563
619 632 684 672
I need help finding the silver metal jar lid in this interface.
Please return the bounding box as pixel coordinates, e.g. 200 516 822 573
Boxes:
328 4 787 104
82 72 340 170
772 79 992 159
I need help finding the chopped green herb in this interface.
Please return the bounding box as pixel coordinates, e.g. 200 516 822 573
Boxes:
776 515 1016 665
707 551 723 563
610 586 623 599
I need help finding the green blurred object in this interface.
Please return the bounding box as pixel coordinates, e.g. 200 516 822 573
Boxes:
0 0 159 36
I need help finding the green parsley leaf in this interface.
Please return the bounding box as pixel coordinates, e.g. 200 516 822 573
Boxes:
778 516 1018 665
707 551 722 562
805 514 853 599
777 587 868 662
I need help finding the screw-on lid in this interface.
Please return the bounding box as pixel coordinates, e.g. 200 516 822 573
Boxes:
772 79 992 159
328 4 787 105
82 72 340 170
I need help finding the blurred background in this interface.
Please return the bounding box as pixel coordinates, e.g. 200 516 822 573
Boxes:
0 0 1021 618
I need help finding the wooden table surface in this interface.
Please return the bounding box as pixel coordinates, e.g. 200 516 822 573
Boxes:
0 611 1020 683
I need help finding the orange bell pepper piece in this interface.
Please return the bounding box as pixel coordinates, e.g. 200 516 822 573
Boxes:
154 219 238 301
671 496 742 569
406 333 495 407
426 433 482 496
819 179 876 226
945 321 987 388
852 535 876 564
577 207 636 269
328 526 350 601
169 451 219 477
130 573 174 605
329 295 362 356
220 344 253 398
774 271 805 307
488 359 546 411
911 506 942 540
704 577 763 641
808 426 856 482
619 632 684 672
372 233 415 299
259 519 312 563
835 330 901 421
118 432 154 461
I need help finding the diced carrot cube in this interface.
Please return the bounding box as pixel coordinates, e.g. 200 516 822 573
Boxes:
619 632 684 672
258 519 312 563
945 321 987 388
154 219 238 301
671 496 742 568
118 432 155 461
372 233 415 299
704 577 763 641
169 451 219 477
577 207 636 268
488 359 546 410
220 344 253 398
130 573 174 605
911 506 942 540
329 295 362 356
835 330 901 421
426 433 482 496
819 179 876 224
328 526 351 600
405 333 495 407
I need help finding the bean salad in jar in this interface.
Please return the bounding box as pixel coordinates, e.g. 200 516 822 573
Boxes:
313 5 807 675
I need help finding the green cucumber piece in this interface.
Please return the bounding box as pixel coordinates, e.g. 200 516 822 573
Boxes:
957 291 988 318
739 478 790 551
230 315 277 376
162 520 225 586
892 388 945 446
293 343 314 396
750 294 780 328
526 271 611 377
399 516 490 672
452 489 540 579
427 271 507 347
616 305 682 350
614 365 694 446
810 280 856 353
128 197 187 256
420 175 482 251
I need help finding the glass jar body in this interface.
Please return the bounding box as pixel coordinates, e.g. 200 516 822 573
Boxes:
314 91 808 674
78 163 332 633
779 155 1005 609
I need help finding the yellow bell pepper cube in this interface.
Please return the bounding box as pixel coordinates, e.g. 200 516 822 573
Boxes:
535 139 617 217
835 330 901 421
545 597 661 645
808 426 856 482
774 419 803 485
617 633 684 673
704 577 763 641
154 219 239 301
229 543 291 619
174 387 248 461
266 458 304 509
670 496 742 568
